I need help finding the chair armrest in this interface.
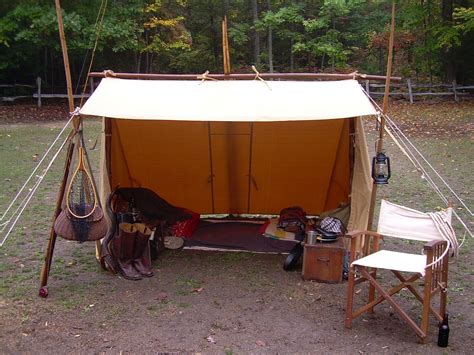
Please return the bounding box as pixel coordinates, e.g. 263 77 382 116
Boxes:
423 239 447 251
345 230 383 240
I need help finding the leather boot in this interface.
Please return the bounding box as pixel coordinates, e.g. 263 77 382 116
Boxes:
101 236 120 274
133 223 154 277
117 223 142 280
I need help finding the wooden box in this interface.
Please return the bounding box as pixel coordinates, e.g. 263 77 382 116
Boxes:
302 237 344 283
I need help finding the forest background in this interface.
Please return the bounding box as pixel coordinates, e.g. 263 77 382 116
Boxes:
1 0 473 92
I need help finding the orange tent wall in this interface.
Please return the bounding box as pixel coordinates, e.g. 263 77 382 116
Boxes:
108 118 352 215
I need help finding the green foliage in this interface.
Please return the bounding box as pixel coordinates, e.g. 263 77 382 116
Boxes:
454 7 474 34
1 0 473 84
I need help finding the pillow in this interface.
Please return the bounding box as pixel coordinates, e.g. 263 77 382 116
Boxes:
171 209 200 238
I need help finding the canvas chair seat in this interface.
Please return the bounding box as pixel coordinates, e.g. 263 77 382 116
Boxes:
345 200 455 344
352 250 427 276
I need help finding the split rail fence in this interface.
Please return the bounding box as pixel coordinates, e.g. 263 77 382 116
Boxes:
1 77 473 106
363 79 473 103
1 77 94 107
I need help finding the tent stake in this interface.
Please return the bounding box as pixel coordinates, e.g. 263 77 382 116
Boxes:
367 1 396 230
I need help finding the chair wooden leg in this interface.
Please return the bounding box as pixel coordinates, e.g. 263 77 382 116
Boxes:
345 265 356 328
439 256 449 320
368 268 376 313
420 272 432 342
440 287 447 321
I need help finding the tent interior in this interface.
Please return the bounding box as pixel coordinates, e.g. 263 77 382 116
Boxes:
80 77 376 253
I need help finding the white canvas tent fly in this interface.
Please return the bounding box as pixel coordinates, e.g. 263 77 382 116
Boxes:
79 77 376 231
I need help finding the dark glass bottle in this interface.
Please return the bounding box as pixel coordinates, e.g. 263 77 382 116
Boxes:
437 314 449 347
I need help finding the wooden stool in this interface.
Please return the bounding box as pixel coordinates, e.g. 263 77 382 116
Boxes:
302 237 344 283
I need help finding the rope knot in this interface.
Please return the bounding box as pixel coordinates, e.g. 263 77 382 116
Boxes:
103 70 116 78
70 107 81 117
197 70 218 83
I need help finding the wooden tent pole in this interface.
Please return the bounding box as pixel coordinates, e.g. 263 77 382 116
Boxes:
367 1 396 230
222 16 231 74
54 0 75 119
39 0 78 296
40 140 75 289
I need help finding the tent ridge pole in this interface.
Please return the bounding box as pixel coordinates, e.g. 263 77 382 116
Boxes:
89 72 402 82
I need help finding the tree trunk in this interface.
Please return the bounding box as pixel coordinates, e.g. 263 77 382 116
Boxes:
222 0 229 16
149 53 154 73
251 0 260 65
331 17 336 71
441 0 455 81
136 51 141 73
379 47 383 75
50 50 54 91
267 0 273 73
145 30 150 73
290 38 294 71
44 47 48 85
209 4 220 69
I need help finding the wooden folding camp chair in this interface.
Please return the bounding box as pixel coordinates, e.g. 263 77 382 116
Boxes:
345 200 454 343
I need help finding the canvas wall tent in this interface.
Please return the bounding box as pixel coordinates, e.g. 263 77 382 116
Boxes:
79 77 376 232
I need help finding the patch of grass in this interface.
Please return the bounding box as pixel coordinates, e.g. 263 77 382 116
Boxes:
175 277 202 289
211 321 230 331
21 313 30 324
147 304 158 312
218 252 253 263
105 304 129 320
59 298 77 310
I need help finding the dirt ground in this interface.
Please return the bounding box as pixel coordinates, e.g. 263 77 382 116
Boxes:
0 100 473 353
